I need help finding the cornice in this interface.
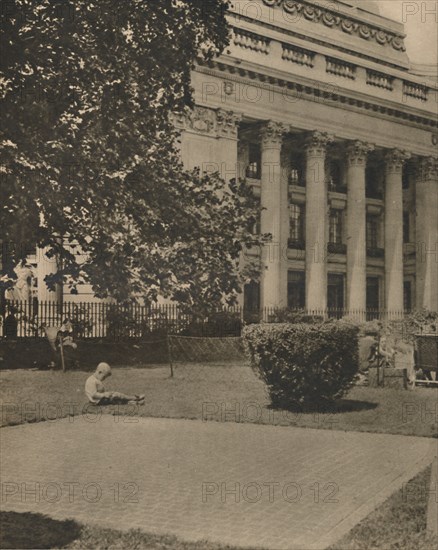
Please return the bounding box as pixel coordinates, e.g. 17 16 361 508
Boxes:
260 0 406 52
195 60 437 132
228 12 407 71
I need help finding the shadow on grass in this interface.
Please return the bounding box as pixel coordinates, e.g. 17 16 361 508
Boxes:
268 399 378 415
0 511 82 549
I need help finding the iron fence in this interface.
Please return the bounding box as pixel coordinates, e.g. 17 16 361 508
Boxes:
0 299 414 340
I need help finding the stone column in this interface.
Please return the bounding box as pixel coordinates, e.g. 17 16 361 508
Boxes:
260 121 287 309
37 247 62 303
345 141 374 316
304 131 333 312
385 149 411 316
415 157 438 311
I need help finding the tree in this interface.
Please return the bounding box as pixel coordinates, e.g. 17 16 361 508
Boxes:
1 0 261 310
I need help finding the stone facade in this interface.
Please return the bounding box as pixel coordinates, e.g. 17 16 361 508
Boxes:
177 0 437 314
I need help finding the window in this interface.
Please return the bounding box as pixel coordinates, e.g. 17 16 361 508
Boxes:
404 281 412 312
329 210 343 244
246 143 261 179
402 164 410 189
366 277 380 318
327 273 344 316
403 212 410 243
366 216 379 249
244 281 260 312
288 271 305 309
288 155 304 186
289 204 305 245
366 166 383 199
327 160 343 192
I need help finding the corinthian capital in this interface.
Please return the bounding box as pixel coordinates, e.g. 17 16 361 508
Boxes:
416 156 438 182
216 109 242 139
304 131 334 157
385 149 411 174
346 141 375 166
261 121 287 149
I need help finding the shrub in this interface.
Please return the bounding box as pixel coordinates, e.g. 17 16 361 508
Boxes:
266 308 324 325
243 321 359 408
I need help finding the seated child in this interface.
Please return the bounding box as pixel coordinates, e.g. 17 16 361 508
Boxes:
85 363 145 405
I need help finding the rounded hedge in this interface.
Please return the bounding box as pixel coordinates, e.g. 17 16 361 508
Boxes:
243 321 359 408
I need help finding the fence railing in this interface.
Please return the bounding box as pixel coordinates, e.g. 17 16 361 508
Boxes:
0 299 413 340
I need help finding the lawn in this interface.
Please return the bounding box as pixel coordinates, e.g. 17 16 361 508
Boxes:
1 364 437 437
1 364 437 550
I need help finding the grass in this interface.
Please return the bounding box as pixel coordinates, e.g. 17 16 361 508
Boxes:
1 364 437 549
328 465 438 550
1 364 437 437
1 467 435 549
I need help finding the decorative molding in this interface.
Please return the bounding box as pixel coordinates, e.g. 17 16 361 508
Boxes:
385 149 411 173
326 57 356 79
216 109 242 139
188 106 217 135
195 61 438 131
403 81 428 102
416 157 438 181
366 70 394 91
260 0 406 52
171 106 241 139
232 27 270 54
261 121 287 149
346 141 375 166
304 131 334 157
282 44 315 67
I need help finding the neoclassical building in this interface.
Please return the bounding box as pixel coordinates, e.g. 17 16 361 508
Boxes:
175 0 438 314
12 0 437 315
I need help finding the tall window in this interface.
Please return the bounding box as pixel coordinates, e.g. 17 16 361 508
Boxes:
366 166 383 199
404 281 412 312
366 215 379 249
327 160 342 191
288 155 304 186
289 204 305 244
403 211 410 243
329 210 343 244
366 277 380 318
288 271 305 309
246 143 261 179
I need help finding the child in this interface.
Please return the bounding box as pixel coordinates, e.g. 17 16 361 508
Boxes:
85 363 145 405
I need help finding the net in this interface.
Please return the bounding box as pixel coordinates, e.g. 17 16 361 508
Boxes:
168 335 246 365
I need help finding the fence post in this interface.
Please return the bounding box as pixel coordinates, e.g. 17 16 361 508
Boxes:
167 335 174 378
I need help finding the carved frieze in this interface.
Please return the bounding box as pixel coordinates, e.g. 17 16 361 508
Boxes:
260 0 406 52
171 106 241 139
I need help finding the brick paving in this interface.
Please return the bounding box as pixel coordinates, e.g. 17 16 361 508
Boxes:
1 416 435 549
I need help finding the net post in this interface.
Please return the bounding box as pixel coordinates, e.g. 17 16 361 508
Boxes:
167 334 174 378
59 332 66 373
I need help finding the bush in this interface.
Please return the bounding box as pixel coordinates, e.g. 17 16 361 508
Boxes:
243 321 359 408
266 308 324 325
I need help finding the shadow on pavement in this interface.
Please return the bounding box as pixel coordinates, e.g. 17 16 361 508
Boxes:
0 511 82 549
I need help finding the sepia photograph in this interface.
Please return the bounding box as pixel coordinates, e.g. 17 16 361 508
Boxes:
1 1 437 549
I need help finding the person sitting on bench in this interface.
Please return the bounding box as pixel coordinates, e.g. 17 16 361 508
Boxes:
85 363 145 405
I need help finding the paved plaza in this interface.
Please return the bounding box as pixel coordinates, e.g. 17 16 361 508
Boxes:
1 416 435 550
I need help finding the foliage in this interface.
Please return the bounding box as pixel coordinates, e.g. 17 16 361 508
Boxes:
181 310 242 337
243 322 360 408
1 0 261 310
266 308 324 325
